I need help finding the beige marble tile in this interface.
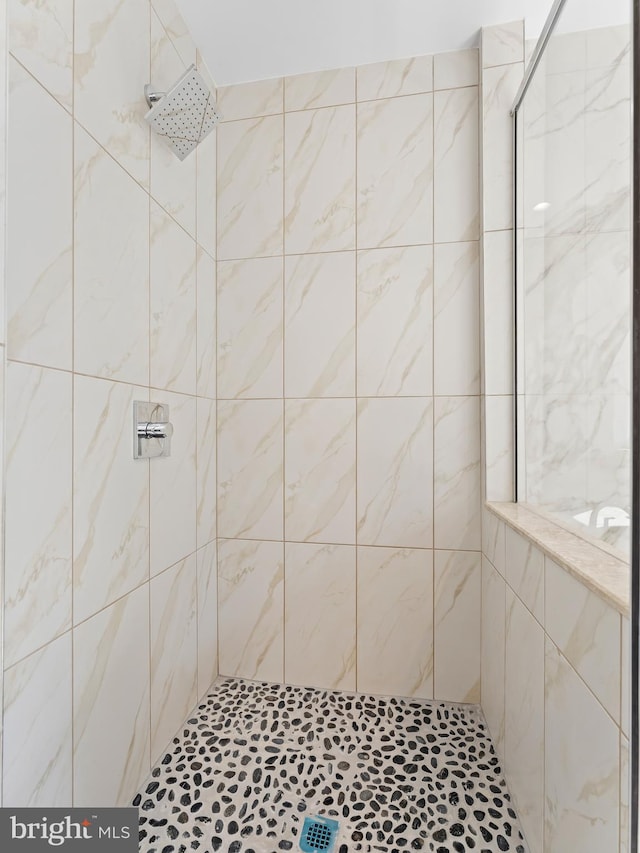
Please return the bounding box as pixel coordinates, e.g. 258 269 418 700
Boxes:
532 79 586 239
197 397 217 549
74 125 149 385
74 585 150 806
150 202 197 394
196 132 216 258
587 24 631 69
197 542 218 698
74 0 150 187
196 51 216 96
196 248 216 399
482 506 506 576
585 232 630 397
3 633 72 806
620 734 629 853
9 0 73 109
485 395 514 503
285 105 355 254
545 557 621 723
482 21 523 68
357 546 433 699
285 68 355 111
284 543 355 690
434 49 479 90
217 78 283 121
433 241 480 395
621 616 629 737
482 63 523 232
543 404 577 503
505 589 544 853
7 58 72 370
515 393 526 497
489 501 629 616
217 400 283 540
434 87 479 242
5 362 72 667
434 397 481 550
0 13 5 345
285 399 355 545
434 550 481 702
284 251 355 398
544 639 620 853
217 115 283 259
357 246 433 396
73 377 149 624
218 538 284 682
357 398 433 548
545 31 586 75
357 94 432 249
585 63 631 235
150 0 196 68
150 392 196 575
150 10 196 236
505 526 544 622
483 229 513 396
481 557 505 755
151 554 198 761
217 257 283 398
357 55 433 101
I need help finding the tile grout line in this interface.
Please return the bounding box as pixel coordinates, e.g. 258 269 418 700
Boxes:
0 0 5 793
281 89 286 684
217 77 482 125
354 72 359 692
431 74 436 700
194 114 200 697
70 0 76 806
215 76 220 684
541 489 547 848
147 0 153 785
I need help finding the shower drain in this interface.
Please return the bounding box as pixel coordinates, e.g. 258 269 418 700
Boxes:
299 816 340 852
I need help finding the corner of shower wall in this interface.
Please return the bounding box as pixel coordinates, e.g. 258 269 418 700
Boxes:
479 19 524 505
0 0 7 811
478 5 524 823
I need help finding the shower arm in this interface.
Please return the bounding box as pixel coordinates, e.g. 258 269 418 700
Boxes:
144 84 165 108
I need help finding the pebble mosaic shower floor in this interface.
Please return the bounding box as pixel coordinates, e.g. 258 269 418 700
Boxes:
135 677 529 853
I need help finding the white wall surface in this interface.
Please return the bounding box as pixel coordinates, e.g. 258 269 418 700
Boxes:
176 0 553 84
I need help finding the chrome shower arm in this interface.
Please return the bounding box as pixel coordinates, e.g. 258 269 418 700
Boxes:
144 84 165 108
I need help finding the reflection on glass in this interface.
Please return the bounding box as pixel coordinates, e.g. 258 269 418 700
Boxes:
516 11 631 559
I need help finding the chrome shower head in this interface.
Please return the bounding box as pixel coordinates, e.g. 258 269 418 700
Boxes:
144 64 220 161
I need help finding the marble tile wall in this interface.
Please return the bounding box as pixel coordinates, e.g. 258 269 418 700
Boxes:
216 49 482 704
481 505 628 853
2 0 218 808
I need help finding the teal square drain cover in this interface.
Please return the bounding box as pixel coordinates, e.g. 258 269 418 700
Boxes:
299 815 339 852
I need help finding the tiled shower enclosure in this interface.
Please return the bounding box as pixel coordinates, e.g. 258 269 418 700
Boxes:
0 2 631 853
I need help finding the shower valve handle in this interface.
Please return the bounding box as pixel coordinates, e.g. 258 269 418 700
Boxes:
133 401 173 459
137 420 174 440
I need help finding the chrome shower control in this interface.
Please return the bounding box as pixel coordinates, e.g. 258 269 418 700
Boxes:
137 420 174 439
133 401 173 459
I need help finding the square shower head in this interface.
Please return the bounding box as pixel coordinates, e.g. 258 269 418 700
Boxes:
144 64 220 161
